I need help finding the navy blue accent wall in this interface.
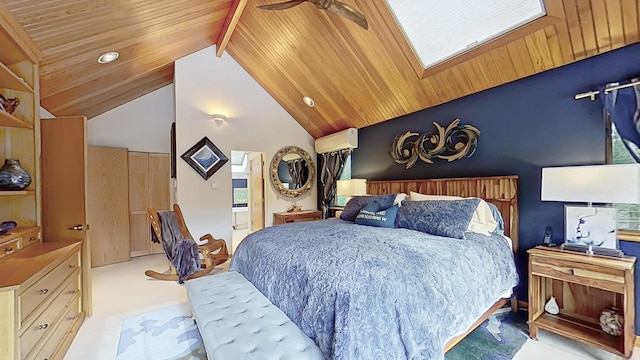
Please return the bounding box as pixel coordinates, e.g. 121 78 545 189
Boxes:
352 43 640 331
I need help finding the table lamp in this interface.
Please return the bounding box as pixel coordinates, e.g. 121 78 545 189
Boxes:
336 179 367 198
541 164 640 253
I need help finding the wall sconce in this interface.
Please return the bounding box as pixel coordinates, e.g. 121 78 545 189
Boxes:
211 114 228 124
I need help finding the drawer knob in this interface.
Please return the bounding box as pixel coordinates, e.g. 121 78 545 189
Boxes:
67 315 78 321
67 289 78 295
4 247 13 253
68 264 77 269
29 236 37 241
38 288 49 295
38 323 49 330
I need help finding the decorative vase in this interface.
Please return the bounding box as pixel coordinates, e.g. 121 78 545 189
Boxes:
0 159 31 191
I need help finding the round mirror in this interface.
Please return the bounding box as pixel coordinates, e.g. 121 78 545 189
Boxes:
270 146 315 198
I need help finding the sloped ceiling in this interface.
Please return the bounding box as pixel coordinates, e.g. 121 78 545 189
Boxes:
3 0 640 138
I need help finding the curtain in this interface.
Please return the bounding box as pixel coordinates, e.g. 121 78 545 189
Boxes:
286 158 308 189
319 149 351 218
601 78 640 163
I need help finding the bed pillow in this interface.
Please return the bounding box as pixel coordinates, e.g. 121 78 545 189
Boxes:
354 204 399 228
408 192 497 236
340 194 398 222
485 201 505 235
396 198 481 239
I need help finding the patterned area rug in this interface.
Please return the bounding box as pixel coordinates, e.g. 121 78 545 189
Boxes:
117 304 526 360
446 310 529 360
116 303 205 360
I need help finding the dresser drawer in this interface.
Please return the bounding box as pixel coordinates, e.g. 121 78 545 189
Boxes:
19 231 40 250
20 271 79 359
20 252 80 323
0 238 20 258
24 295 81 360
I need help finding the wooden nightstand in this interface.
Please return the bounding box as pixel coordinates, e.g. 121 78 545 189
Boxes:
528 246 636 358
273 210 322 225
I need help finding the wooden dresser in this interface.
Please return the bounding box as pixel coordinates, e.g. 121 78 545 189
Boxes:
0 240 84 360
273 210 323 225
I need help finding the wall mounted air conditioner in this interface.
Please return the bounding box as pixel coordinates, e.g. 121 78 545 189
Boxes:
314 128 358 154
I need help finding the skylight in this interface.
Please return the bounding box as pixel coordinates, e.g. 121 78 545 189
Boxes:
385 0 547 76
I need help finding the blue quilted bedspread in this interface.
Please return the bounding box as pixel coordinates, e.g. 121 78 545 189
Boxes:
230 219 519 360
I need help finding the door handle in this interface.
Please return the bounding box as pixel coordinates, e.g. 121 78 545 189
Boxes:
68 224 85 231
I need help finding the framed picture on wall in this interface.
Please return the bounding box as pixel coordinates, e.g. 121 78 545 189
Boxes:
565 205 617 249
170 122 176 178
181 136 228 180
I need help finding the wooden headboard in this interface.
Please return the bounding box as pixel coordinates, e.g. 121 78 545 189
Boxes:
367 176 519 253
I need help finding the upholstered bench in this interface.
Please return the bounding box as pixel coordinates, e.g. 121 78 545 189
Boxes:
185 271 325 360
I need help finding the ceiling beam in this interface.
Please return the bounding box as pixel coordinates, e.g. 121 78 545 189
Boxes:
216 0 248 57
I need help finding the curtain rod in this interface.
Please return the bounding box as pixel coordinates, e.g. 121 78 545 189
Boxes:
574 80 640 101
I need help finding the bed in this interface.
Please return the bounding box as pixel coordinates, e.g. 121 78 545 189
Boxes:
229 176 520 360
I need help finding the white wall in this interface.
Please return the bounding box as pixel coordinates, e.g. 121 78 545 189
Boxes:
174 47 316 246
87 85 175 153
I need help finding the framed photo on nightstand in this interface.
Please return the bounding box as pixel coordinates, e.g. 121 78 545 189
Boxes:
565 205 617 249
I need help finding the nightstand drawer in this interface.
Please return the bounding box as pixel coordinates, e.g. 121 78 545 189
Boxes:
530 255 626 293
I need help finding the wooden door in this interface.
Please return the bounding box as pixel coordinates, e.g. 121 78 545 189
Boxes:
40 116 92 315
148 153 170 254
249 153 265 231
128 152 150 257
87 146 130 266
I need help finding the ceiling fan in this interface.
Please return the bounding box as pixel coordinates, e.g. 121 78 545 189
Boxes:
258 0 369 30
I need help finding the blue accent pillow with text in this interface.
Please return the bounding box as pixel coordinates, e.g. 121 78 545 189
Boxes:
340 194 398 222
354 204 399 228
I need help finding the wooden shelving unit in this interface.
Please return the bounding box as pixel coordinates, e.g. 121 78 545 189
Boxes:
0 110 33 128
0 190 33 196
0 1 40 228
528 246 635 358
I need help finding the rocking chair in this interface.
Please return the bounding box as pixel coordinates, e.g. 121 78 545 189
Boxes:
145 204 230 282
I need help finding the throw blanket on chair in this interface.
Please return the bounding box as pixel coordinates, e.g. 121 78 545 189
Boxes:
158 211 200 283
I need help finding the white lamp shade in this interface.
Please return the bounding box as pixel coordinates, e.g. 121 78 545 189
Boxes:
336 179 367 197
541 164 640 204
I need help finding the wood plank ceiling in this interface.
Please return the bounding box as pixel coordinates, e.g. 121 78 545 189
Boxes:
2 0 640 138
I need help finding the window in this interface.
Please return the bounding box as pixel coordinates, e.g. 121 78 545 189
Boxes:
233 188 248 207
609 120 640 233
334 155 352 207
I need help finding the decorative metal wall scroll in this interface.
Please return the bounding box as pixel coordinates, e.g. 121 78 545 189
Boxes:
390 119 480 169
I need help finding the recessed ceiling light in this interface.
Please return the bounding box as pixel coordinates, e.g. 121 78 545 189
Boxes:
303 96 315 107
97 51 120 64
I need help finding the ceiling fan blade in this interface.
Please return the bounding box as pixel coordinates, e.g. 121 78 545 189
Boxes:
325 1 368 30
257 0 307 10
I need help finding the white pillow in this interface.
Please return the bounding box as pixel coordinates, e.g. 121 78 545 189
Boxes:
407 191 497 236
394 193 408 206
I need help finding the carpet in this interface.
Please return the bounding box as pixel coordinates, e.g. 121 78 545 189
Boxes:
117 304 527 360
446 310 529 360
116 303 205 360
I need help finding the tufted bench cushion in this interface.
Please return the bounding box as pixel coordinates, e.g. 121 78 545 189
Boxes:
185 271 325 360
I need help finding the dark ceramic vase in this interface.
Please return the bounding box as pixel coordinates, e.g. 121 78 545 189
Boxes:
0 158 32 191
